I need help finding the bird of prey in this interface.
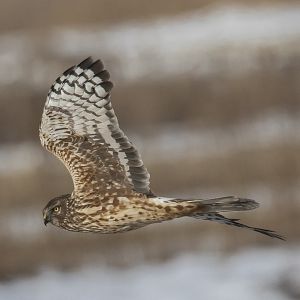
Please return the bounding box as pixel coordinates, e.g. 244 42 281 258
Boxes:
41 57 283 240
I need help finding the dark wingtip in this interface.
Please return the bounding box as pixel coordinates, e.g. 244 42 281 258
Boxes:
101 81 114 92
63 65 75 76
256 228 286 241
78 57 94 69
274 234 286 241
96 70 110 81
89 59 104 73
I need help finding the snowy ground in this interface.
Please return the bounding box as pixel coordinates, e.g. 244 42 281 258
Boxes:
52 4 300 81
0 4 299 86
0 246 299 300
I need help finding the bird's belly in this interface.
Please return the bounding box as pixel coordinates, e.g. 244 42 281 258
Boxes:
67 215 151 233
67 203 172 233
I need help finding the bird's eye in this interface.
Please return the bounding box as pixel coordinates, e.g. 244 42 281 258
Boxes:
53 206 60 212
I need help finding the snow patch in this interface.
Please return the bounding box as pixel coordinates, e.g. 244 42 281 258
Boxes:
0 246 298 300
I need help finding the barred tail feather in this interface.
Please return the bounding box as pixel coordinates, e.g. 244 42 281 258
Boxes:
194 213 285 241
173 196 284 240
181 196 259 212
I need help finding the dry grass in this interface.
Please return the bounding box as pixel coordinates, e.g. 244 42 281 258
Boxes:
1 140 300 208
150 143 300 192
1 56 299 143
0 139 298 281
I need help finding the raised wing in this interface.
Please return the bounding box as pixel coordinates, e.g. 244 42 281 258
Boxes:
40 57 151 198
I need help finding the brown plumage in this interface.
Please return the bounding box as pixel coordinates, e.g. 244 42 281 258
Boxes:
40 57 284 240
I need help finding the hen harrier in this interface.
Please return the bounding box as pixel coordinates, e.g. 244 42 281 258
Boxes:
41 57 283 240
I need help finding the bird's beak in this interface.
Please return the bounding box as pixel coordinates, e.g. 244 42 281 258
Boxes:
43 209 51 226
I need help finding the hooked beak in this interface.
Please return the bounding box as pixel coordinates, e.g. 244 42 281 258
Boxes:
43 209 51 226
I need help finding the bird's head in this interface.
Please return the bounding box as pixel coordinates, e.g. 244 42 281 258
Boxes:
43 194 70 227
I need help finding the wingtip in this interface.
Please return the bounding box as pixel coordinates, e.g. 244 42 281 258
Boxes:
254 227 286 241
63 65 75 76
89 59 104 73
78 56 94 69
270 231 286 241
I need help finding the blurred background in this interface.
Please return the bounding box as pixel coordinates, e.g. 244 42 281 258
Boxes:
0 0 300 299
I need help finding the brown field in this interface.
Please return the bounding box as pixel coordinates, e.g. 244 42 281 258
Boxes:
1 57 299 142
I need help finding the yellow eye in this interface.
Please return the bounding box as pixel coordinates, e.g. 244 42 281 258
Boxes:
53 206 60 212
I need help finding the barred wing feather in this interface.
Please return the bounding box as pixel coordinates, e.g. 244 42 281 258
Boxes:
39 57 151 198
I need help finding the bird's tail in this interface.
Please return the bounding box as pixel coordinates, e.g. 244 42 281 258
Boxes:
171 196 285 240
196 196 259 212
174 196 259 213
